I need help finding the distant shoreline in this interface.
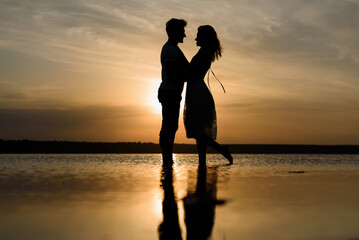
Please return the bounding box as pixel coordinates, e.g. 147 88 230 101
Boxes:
1 140 358 154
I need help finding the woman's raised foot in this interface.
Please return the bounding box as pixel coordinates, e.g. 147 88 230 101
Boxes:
223 145 233 165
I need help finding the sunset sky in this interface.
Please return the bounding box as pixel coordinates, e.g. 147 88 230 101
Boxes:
0 0 358 144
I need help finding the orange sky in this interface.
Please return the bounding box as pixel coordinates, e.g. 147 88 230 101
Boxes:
0 0 358 144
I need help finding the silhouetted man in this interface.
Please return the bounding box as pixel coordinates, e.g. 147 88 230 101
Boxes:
158 18 189 164
158 165 182 240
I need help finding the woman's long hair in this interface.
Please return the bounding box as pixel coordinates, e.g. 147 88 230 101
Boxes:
198 25 222 62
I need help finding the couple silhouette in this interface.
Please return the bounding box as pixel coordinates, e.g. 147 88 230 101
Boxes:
158 165 224 240
158 18 233 165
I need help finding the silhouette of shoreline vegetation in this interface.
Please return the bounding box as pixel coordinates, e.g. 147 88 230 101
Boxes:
0 139 358 154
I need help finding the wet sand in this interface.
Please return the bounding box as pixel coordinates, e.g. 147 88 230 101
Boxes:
0 154 359 240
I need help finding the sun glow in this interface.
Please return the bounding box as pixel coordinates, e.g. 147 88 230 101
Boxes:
150 97 162 114
145 79 162 115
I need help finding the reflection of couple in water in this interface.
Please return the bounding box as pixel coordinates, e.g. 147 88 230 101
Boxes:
158 18 233 165
158 165 224 240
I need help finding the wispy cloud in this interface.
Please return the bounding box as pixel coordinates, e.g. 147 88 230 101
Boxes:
0 0 162 70
1 0 358 71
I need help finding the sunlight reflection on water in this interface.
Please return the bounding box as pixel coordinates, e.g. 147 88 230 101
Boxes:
0 154 359 240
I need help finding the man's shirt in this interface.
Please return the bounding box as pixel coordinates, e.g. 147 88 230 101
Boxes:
160 41 189 92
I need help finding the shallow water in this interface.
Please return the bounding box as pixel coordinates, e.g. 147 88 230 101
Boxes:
0 154 359 240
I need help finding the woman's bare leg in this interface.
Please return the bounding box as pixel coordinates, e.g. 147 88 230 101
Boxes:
203 135 233 164
196 138 207 165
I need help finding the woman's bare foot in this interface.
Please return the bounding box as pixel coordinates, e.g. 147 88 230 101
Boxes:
223 145 233 164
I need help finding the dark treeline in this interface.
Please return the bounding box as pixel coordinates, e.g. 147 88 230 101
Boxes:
1 139 358 154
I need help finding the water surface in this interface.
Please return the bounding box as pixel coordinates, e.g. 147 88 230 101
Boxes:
1 154 359 240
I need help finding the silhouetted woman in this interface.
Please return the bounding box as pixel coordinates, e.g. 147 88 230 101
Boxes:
183 166 224 240
184 25 233 165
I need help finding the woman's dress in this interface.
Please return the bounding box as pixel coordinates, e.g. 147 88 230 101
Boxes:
184 48 217 140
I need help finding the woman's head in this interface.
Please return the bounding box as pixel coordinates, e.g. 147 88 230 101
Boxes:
195 25 222 62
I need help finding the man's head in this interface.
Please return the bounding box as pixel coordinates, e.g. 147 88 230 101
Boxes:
166 18 187 43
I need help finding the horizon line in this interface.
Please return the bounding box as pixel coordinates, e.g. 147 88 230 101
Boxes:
1 139 358 146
